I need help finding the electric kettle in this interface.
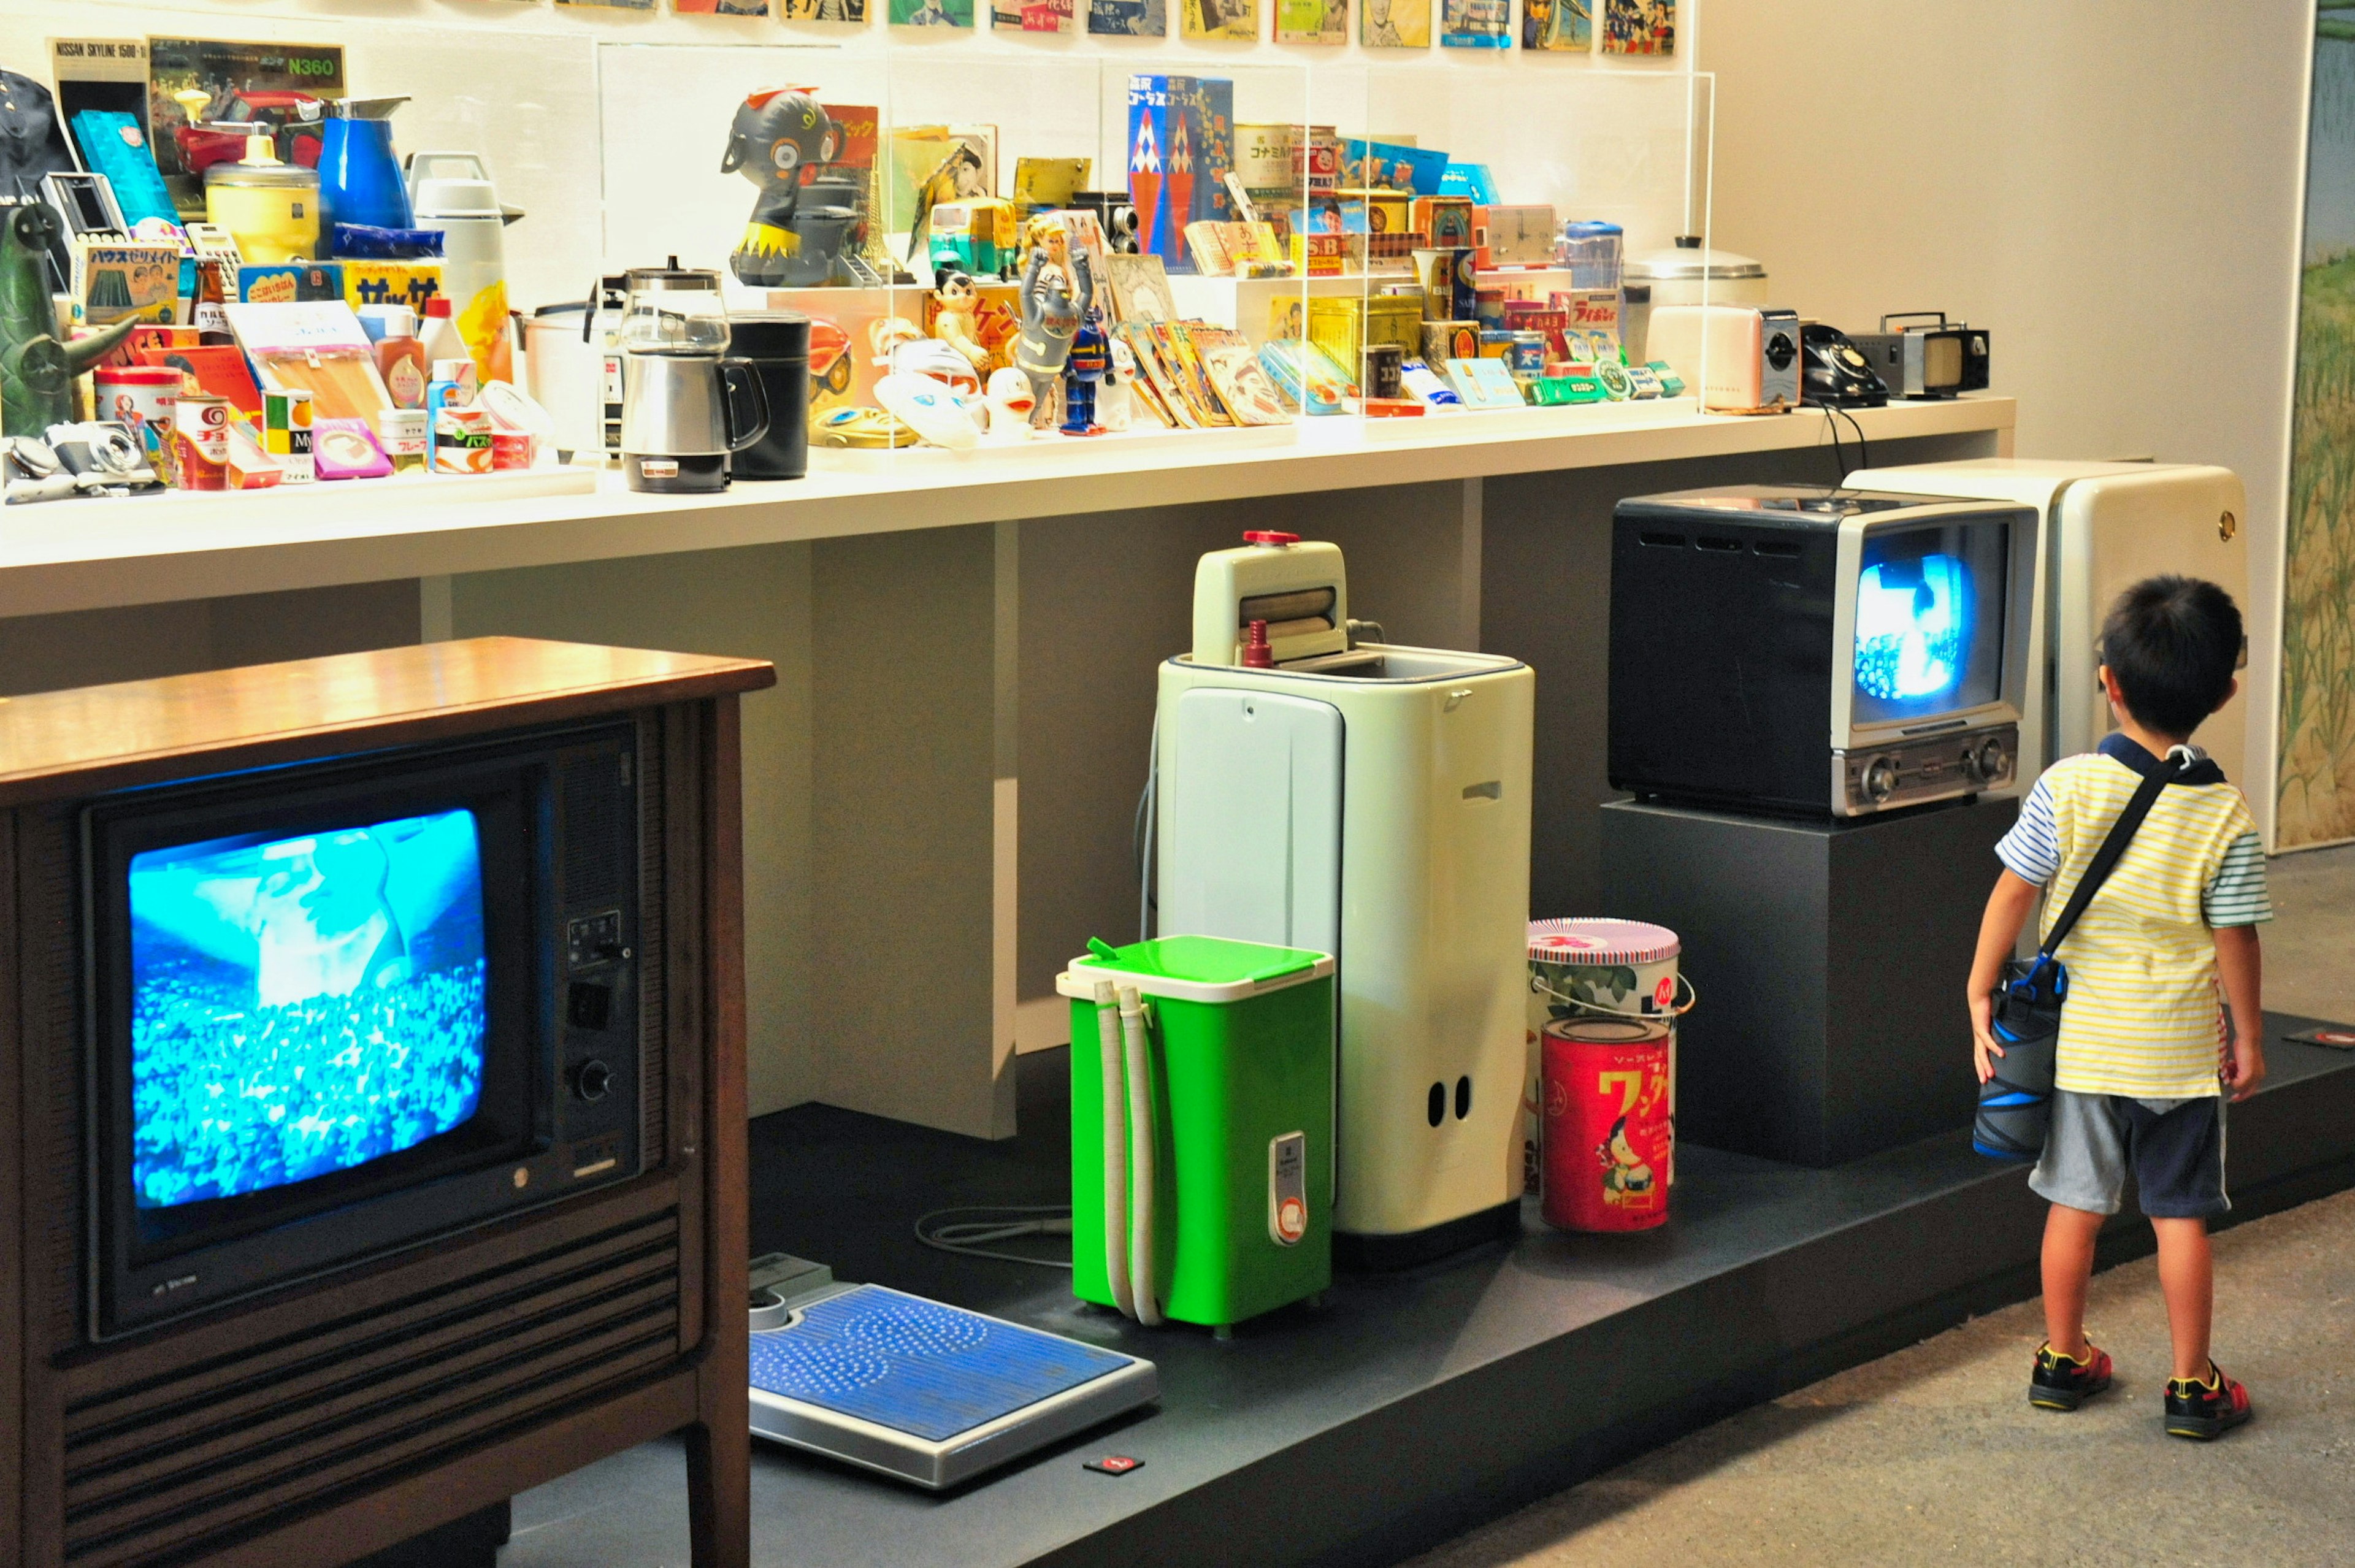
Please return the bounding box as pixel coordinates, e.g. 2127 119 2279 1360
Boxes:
618 300 769 494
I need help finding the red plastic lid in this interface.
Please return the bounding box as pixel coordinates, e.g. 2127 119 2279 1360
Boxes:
1242 530 1299 546
93 365 183 384
423 297 454 318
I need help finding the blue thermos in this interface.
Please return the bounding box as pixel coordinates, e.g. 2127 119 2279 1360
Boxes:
318 98 414 241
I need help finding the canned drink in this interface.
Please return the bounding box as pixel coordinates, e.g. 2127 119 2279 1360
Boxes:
93 366 180 481
172 395 231 491
1542 1017 1672 1233
263 388 315 483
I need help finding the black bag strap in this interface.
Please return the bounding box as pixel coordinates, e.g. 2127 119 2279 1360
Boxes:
2037 749 2192 960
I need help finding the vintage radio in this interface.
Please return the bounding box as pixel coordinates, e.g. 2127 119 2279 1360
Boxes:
1645 304 1801 413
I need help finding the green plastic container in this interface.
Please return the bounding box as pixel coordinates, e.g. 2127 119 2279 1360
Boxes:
1059 935 1334 1333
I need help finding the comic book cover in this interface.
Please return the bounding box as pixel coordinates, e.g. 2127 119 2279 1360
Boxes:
993 0 1075 32
1522 0 1590 50
1089 0 1166 34
1439 0 1509 48
1274 0 1347 43
1600 0 1672 54
1179 77 1238 228
1106 253 1176 324
1359 0 1429 48
890 0 973 23
1153 323 1234 425
1182 0 1258 40
676 0 773 14
1120 323 1198 427
1193 326 1290 424
780 0 869 16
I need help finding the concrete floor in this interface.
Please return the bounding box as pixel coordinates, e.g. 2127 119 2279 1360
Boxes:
1406 844 2355 1568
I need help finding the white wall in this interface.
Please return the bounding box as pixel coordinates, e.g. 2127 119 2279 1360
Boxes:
1701 0 2310 842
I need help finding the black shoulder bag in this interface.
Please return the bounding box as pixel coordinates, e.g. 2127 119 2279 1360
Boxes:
1974 753 2188 1160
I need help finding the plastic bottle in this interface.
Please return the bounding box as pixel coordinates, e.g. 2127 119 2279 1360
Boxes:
372 305 429 410
420 297 467 373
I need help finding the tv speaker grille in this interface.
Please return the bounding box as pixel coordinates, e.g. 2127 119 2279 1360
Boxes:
559 751 626 907
58 1208 682 1566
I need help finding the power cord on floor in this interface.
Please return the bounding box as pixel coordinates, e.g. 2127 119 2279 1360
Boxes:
913 1205 1075 1270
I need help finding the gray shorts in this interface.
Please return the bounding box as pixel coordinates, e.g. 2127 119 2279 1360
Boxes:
2028 1090 2229 1220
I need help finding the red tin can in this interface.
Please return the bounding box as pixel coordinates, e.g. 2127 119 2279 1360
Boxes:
1542 1017 1671 1232
93 365 180 480
172 396 231 491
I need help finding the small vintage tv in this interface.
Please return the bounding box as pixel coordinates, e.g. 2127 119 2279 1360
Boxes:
88 721 647 1337
1609 485 2038 817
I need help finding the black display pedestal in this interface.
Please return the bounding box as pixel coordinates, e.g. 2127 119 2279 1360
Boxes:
1599 795 2017 1167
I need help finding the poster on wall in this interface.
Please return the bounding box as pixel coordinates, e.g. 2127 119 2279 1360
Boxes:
1522 0 1590 52
993 0 1074 33
1274 0 1347 45
782 0 871 19
1359 0 1428 48
1089 0 1168 35
676 0 775 14
1439 0 1508 49
2283 6 2355 846
1599 0 1671 55
147 39 346 221
890 0 975 24
1184 0 1259 40
554 0 657 9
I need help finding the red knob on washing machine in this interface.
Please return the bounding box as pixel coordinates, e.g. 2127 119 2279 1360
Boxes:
1241 530 1300 546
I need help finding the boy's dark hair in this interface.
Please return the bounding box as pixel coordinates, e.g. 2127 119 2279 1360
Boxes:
2099 575 2243 738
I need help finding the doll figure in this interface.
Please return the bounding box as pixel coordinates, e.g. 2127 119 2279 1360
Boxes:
1060 308 1109 435
866 315 924 369
722 88 838 288
1013 241 1095 430
932 270 990 370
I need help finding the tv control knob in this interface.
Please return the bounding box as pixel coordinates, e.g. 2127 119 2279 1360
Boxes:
1864 757 1899 803
1969 737 2007 782
575 1060 613 1103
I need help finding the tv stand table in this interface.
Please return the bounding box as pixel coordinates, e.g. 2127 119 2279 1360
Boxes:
0 638 772 1568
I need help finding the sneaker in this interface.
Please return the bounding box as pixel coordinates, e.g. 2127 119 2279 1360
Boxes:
2164 1363 2253 1440
2029 1340 2114 1411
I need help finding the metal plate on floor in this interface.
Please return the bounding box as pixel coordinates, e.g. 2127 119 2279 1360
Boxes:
749 1284 1158 1490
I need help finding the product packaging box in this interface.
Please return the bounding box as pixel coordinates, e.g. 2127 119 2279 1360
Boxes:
1307 294 1423 383
1553 288 1623 362
239 262 346 304
72 239 182 325
342 261 445 314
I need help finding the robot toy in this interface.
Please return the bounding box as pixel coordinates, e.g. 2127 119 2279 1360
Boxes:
1060 308 1109 436
1013 235 1095 430
721 88 838 288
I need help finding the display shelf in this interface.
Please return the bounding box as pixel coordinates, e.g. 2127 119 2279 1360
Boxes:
0 397 2014 619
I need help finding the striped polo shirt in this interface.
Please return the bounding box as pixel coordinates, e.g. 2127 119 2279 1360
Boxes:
1995 735 2270 1100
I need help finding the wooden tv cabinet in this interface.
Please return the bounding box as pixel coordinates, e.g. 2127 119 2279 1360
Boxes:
0 637 773 1568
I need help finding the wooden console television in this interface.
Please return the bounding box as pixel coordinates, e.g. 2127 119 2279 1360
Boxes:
0 638 771 1567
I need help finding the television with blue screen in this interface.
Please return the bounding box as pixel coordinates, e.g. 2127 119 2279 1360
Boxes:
1609 485 2037 817
128 809 490 1210
87 722 652 1339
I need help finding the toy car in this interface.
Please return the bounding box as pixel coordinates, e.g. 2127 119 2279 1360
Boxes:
175 91 327 178
815 407 921 449
807 317 856 399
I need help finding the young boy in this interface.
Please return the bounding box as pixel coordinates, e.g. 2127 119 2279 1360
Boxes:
1967 575 2269 1440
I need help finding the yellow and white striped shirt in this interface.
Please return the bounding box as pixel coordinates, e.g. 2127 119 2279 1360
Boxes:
1995 736 2270 1100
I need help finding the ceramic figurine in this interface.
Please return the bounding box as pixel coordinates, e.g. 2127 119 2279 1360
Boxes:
1014 236 1094 430
722 89 838 288
932 270 990 371
1060 308 1109 436
0 200 136 436
984 367 1035 441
